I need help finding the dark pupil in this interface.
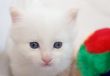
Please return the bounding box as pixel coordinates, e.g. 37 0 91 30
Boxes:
30 42 39 49
54 42 62 49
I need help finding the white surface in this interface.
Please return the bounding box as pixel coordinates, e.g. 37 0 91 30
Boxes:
85 0 110 16
0 0 11 51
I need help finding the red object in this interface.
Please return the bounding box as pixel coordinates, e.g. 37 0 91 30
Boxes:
85 28 110 54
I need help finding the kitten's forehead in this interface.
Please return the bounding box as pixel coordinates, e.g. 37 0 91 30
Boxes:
12 9 70 42
23 16 67 39
24 9 67 27
21 9 68 34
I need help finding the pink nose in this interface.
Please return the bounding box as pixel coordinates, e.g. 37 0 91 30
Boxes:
42 58 52 64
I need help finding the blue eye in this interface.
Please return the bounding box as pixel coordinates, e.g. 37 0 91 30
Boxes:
30 42 40 49
53 42 62 49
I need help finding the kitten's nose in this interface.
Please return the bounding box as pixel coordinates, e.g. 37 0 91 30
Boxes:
42 57 52 65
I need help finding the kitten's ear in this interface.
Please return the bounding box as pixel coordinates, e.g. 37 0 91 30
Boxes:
67 8 78 23
10 7 23 23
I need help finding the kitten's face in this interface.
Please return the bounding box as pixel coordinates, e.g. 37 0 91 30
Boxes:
10 8 76 73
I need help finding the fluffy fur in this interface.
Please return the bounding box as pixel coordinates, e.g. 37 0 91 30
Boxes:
6 3 78 76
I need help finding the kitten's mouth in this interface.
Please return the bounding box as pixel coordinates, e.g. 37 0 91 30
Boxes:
41 63 52 67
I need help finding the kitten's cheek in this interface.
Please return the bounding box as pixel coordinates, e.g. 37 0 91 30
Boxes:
28 54 42 65
32 59 43 67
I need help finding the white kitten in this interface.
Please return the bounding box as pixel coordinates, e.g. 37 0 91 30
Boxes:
6 3 77 76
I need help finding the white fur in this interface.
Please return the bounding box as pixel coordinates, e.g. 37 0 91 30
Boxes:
0 51 11 76
7 5 76 76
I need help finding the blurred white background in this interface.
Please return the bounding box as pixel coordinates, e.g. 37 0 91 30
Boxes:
0 0 12 51
0 0 110 52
